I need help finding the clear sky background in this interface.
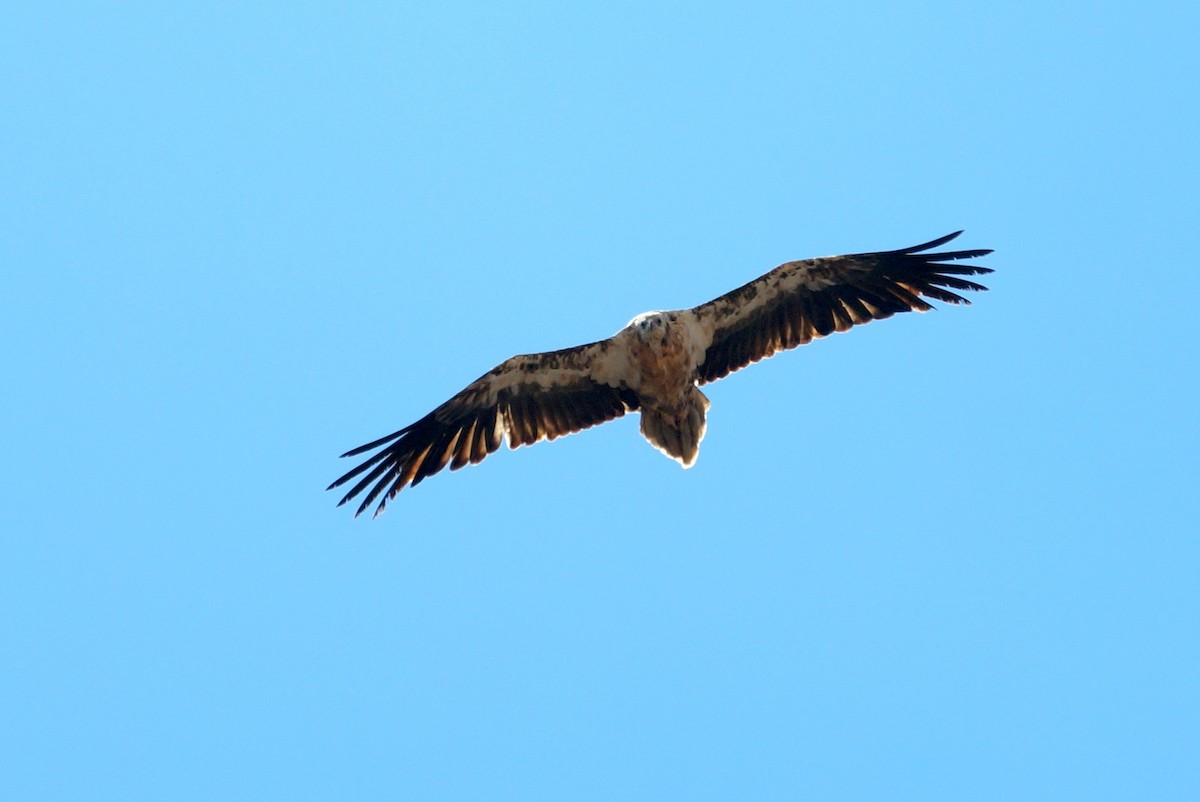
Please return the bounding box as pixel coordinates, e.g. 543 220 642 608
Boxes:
4 2 1198 799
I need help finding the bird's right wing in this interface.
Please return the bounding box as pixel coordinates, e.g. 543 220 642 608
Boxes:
328 339 640 518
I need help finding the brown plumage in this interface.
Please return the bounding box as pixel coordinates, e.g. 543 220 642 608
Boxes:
329 232 992 517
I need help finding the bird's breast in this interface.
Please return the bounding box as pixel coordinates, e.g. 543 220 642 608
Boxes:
630 325 694 407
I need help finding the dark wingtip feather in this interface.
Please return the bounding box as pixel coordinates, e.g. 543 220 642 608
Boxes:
926 260 994 274
338 425 410 458
926 249 993 262
900 230 963 253
895 232 993 264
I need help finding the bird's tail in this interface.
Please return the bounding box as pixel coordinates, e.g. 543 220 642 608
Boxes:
639 387 710 468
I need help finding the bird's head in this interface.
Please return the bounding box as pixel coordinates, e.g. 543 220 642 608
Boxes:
629 311 670 343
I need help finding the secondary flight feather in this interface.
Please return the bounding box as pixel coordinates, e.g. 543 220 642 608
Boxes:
329 231 993 517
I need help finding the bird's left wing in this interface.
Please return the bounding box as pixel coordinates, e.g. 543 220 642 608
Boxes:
328 339 640 518
690 231 993 384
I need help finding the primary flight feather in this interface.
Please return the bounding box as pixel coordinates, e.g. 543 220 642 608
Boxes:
329 232 993 517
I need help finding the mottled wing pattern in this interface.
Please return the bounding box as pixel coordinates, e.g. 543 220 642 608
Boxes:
328 341 640 518
692 232 993 384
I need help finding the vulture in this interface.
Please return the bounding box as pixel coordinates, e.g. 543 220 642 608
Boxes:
330 232 992 517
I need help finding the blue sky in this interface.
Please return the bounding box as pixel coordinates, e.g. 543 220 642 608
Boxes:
4 2 1198 799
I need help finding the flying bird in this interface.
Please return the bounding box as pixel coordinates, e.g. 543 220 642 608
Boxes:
330 231 992 517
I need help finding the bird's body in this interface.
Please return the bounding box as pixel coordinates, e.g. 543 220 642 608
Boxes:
621 311 712 466
330 232 993 517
